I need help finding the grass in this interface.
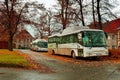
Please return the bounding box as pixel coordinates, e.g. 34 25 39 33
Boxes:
0 49 53 73
0 49 31 68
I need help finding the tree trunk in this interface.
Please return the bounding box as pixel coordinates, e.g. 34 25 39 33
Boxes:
97 0 102 29
92 0 97 28
8 32 13 51
61 0 69 29
77 0 85 26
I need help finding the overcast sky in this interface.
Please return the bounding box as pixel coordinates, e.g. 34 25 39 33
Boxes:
0 0 120 12
35 0 120 14
27 0 57 9
0 0 57 9
0 0 120 37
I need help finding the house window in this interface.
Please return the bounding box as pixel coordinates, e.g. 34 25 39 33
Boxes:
118 43 120 48
119 31 120 39
112 34 115 40
112 45 115 49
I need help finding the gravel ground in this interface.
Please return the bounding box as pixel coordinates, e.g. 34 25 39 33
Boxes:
19 49 120 80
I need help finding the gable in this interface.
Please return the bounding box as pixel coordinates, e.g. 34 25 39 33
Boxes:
14 30 33 40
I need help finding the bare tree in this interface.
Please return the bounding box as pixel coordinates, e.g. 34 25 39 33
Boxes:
76 0 85 26
96 0 102 29
46 9 54 36
36 13 48 38
92 0 97 27
95 0 117 29
57 0 70 29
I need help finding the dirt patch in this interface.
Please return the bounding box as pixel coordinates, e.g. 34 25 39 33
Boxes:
14 50 54 73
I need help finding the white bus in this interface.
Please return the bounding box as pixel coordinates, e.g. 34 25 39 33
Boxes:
48 26 108 58
30 39 48 52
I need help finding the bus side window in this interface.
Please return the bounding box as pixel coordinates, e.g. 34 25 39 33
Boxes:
61 36 66 43
74 34 77 42
69 35 73 43
78 33 83 45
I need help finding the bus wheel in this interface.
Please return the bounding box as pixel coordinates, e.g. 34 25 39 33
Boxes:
52 50 55 55
71 51 76 59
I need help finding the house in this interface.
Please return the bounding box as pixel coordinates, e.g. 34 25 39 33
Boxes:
14 30 35 49
102 18 120 49
0 27 34 49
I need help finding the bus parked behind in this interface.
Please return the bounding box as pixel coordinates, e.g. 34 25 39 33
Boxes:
30 39 48 52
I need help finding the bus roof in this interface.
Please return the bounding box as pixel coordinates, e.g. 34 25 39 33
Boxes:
49 33 61 38
62 26 88 36
62 26 103 36
49 26 103 37
31 39 47 44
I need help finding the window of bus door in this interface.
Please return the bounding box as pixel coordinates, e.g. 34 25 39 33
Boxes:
83 31 107 47
78 33 84 46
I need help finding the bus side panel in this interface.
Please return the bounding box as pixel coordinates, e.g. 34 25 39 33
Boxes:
48 43 66 55
48 43 57 54
83 47 108 57
57 48 71 55
58 43 77 56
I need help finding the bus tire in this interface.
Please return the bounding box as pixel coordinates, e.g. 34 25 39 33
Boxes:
71 51 76 59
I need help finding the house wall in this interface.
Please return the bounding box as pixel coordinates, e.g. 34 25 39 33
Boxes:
0 41 8 49
106 33 117 49
0 41 16 49
117 30 120 48
14 38 34 49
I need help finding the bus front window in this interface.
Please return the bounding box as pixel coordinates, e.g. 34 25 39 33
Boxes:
83 31 107 47
38 42 48 48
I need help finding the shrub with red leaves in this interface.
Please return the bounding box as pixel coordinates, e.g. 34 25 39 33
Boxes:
109 49 120 58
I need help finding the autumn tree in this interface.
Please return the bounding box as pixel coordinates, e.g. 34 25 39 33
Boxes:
0 0 25 51
0 0 45 51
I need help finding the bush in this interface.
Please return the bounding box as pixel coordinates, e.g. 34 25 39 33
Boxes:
109 49 120 57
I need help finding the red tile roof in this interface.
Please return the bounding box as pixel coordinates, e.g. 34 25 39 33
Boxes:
103 18 120 33
14 30 33 40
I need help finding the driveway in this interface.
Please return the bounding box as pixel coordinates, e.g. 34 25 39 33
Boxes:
0 49 120 80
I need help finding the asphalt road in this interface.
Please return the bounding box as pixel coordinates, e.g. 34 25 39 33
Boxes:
0 49 120 80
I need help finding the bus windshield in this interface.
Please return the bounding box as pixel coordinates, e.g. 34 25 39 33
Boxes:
37 42 48 48
83 31 106 47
